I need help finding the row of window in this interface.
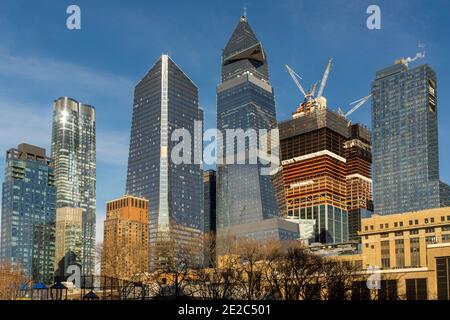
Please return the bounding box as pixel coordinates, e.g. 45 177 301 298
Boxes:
364 215 450 232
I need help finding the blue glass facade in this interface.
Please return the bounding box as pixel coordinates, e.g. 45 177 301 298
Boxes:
372 62 445 215
126 55 204 267
217 16 280 232
286 205 348 243
0 144 56 283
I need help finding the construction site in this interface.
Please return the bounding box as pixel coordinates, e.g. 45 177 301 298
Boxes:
278 59 373 244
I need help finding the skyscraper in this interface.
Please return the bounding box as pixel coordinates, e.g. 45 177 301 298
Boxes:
216 14 281 236
51 97 96 275
102 195 148 280
279 107 351 244
1 144 56 283
278 62 373 244
126 55 204 268
372 61 448 215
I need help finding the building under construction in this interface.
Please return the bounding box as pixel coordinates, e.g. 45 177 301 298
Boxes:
278 60 373 244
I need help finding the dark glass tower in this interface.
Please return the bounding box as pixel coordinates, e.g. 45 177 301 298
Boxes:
126 55 204 268
1 144 56 283
217 15 280 232
372 61 448 215
203 170 217 235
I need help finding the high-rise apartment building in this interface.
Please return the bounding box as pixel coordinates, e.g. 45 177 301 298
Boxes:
0 144 56 283
102 195 148 280
216 14 284 238
126 55 204 269
372 61 449 215
51 97 96 275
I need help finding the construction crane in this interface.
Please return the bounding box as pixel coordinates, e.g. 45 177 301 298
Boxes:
343 94 372 118
285 65 308 99
310 82 318 98
316 58 333 99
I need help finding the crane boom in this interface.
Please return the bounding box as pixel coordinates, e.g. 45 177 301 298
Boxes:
286 65 307 98
317 58 333 98
345 95 372 118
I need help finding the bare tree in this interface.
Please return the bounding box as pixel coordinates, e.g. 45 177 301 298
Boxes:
0 261 27 300
146 229 202 299
321 259 362 300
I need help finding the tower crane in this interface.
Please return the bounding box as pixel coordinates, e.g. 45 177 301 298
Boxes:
342 94 372 118
316 58 333 99
285 65 308 100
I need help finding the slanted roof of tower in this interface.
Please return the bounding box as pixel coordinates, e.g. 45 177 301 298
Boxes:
136 54 198 88
222 16 263 62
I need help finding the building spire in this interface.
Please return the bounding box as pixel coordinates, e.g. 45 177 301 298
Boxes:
241 4 248 22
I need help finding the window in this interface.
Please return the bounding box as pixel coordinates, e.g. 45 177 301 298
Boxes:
394 222 398 228
410 229 419 235
395 239 405 268
436 257 450 300
426 228 435 234
381 233 389 238
395 231 403 237
400 222 403 227
442 235 450 243
410 238 420 267
380 224 384 229
365 226 368 231
381 240 390 269
442 226 450 232
406 279 427 300
425 218 429 224
415 220 419 225
426 236 437 245
431 218 435 223
378 280 398 300
352 281 371 301
442 216 446 222
409 220 413 226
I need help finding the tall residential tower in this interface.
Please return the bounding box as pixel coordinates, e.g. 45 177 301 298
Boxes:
0 144 56 283
51 97 96 275
372 61 449 215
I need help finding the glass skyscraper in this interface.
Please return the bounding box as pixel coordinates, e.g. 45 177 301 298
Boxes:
1 144 56 283
126 55 204 268
217 14 280 234
51 97 96 275
372 61 448 215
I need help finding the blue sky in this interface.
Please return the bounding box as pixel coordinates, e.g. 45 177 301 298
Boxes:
0 0 449 242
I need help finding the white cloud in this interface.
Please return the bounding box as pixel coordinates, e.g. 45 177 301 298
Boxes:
0 51 134 100
0 100 52 153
